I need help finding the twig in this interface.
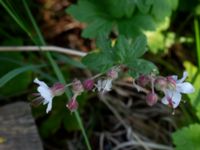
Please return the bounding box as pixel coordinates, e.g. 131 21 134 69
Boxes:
100 133 105 150
112 141 173 150
100 96 150 150
0 46 87 57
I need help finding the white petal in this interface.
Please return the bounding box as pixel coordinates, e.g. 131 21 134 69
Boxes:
103 79 112 92
177 71 188 83
34 78 49 88
176 82 195 94
37 86 53 102
46 100 53 113
171 75 178 81
161 96 169 105
96 80 102 92
171 91 182 108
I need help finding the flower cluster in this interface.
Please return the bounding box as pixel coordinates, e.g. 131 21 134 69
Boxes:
136 71 195 109
32 67 120 113
32 67 194 114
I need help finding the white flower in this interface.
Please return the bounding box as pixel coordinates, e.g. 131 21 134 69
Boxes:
161 71 195 108
34 78 54 113
96 79 112 93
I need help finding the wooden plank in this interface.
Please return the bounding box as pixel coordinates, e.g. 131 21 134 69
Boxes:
0 102 43 150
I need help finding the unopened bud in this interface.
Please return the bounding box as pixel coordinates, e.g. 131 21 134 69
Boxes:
51 83 65 96
154 76 167 91
72 79 84 95
146 92 158 106
66 97 78 112
107 69 118 79
167 76 176 90
83 79 94 91
136 75 150 87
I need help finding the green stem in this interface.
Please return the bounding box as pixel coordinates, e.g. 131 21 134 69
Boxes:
194 17 200 67
1 1 92 149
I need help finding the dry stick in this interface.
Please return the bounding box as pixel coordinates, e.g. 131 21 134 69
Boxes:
100 96 150 150
99 133 105 150
113 141 173 150
101 96 173 150
0 46 87 57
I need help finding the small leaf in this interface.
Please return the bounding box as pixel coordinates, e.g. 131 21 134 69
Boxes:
0 65 43 88
172 124 200 150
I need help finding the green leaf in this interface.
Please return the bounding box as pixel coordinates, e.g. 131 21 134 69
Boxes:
63 113 81 131
118 14 155 38
114 35 147 63
136 0 153 14
130 34 147 58
0 65 42 88
127 59 158 78
66 0 102 22
82 52 114 72
172 124 200 150
39 112 63 138
151 0 172 21
82 18 113 38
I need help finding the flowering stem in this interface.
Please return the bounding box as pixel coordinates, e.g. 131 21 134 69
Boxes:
4 1 92 150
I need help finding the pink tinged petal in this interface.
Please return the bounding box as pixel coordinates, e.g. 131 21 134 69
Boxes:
170 91 182 108
162 90 182 108
176 82 195 94
177 71 188 83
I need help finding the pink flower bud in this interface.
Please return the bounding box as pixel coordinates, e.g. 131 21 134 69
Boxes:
154 76 167 91
83 79 94 91
167 76 176 90
107 69 118 79
146 92 158 106
51 83 65 96
72 79 84 95
66 97 78 112
136 75 150 87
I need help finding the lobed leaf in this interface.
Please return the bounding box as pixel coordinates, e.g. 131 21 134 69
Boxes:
173 124 200 150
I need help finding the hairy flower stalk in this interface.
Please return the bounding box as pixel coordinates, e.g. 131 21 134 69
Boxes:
66 79 84 112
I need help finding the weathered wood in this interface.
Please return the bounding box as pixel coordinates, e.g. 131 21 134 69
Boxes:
0 102 43 150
